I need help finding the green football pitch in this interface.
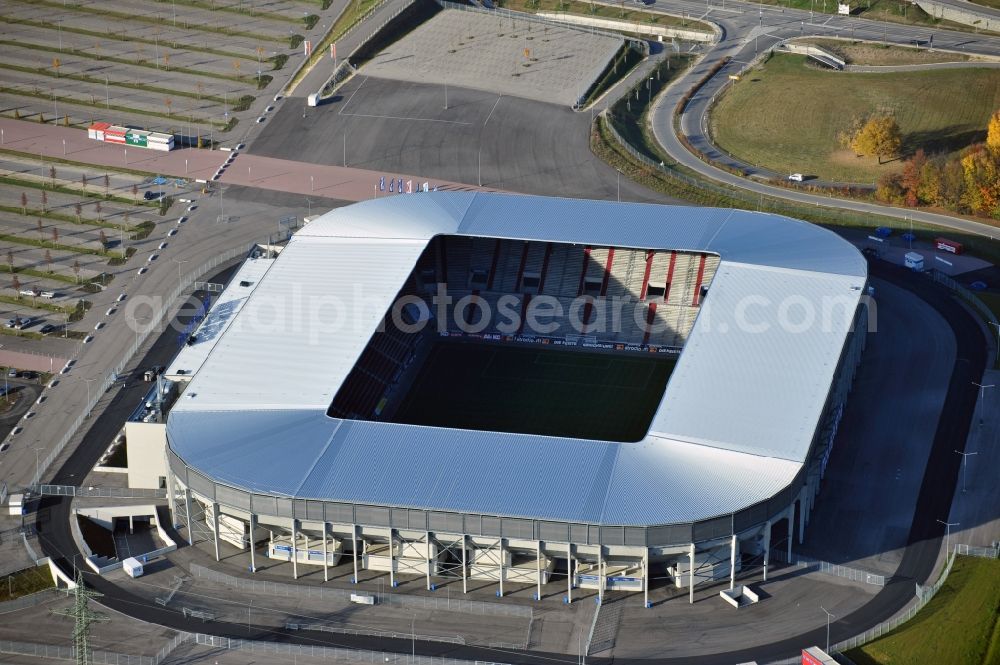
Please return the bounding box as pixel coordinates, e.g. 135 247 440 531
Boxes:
391 343 676 441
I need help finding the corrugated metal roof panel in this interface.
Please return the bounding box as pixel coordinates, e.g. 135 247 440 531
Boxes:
168 193 867 526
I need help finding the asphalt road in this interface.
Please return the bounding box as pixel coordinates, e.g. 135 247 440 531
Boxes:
645 0 1000 237
30 258 988 664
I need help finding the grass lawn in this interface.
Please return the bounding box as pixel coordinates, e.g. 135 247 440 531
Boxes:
847 556 1000 665
391 343 676 441
710 53 1000 183
0 565 54 602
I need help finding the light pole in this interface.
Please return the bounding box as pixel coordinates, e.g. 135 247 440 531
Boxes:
84 377 95 417
62 139 66 156
185 159 188 175
936 519 958 559
310 175 314 192
173 259 188 286
972 381 994 425
820 606 834 654
954 450 977 493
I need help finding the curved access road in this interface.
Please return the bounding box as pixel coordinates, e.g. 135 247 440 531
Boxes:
624 0 1000 237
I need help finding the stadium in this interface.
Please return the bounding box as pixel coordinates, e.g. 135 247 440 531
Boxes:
161 192 869 605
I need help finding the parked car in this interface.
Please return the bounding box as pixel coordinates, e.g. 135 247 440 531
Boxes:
788 173 804 182
7 368 17 378
14 318 32 330
143 190 163 201
39 324 56 334
4 318 16 329
40 291 56 299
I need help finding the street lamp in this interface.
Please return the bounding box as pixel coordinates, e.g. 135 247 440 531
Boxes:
33 447 42 487
173 259 188 286
84 377 96 417
971 381 994 425
936 519 959 559
820 606 834 654
954 450 977 493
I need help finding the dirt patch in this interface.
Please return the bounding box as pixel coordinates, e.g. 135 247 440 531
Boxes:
828 148 902 176
805 39 980 66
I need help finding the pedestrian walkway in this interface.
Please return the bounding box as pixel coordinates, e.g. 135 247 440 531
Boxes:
0 117 482 202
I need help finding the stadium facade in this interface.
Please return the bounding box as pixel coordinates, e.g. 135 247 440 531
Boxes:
160 192 869 605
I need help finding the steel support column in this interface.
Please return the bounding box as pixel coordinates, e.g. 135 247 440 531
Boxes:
461 534 468 594
166 465 177 525
762 520 771 582
598 546 604 603
426 531 433 591
389 529 395 588
291 519 298 580
183 488 194 546
729 534 737 590
688 543 695 604
566 542 573 604
798 493 806 545
536 540 542 601
642 548 649 608
249 513 257 573
211 503 221 562
786 508 794 563
497 538 505 598
352 524 359 584
322 523 329 583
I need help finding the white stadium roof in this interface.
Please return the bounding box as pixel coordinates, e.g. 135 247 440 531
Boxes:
167 193 867 526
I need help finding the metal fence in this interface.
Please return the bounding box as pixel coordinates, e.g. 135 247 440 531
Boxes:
28 245 252 489
828 546 1000 654
286 621 465 645
793 553 886 587
0 588 59 615
956 543 999 558
0 640 155 664
193 633 510 665
928 270 1000 329
30 484 167 499
191 563 533 618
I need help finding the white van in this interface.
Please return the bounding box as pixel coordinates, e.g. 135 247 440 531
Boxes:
788 173 804 182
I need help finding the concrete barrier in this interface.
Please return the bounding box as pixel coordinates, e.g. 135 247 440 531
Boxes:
913 0 997 31
778 42 845 69
536 11 715 42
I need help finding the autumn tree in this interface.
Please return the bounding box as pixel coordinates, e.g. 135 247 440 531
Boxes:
49 165 56 187
36 218 43 236
132 184 138 203
6 251 13 273
104 174 110 197
44 249 52 273
72 260 81 283
81 173 88 194
987 109 1000 153
41 190 47 212
52 57 60 77
961 144 1000 218
95 201 103 221
51 227 59 245
11 275 20 298
99 229 108 247
75 202 82 223
20 192 27 215
850 115 902 164
900 149 927 207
